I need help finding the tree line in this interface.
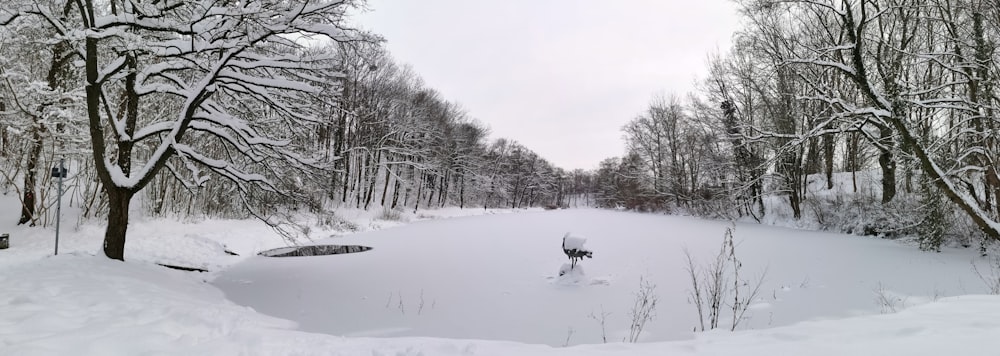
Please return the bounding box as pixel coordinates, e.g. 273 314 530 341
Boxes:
0 0 587 260
593 0 1000 252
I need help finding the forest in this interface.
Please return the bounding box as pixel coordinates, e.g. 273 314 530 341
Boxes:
3 0 1000 259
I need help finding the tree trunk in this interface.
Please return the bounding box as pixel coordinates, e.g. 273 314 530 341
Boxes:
340 151 350 203
153 176 169 216
103 188 134 261
333 111 348 201
352 156 364 208
783 157 802 220
391 179 401 209
805 137 821 175
823 132 835 189
363 151 381 210
879 150 896 204
425 176 436 208
0 101 6 157
878 127 896 204
402 169 411 208
413 171 424 213
17 128 43 225
438 173 449 208
380 160 392 207
847 132 859 193
459 175 465 209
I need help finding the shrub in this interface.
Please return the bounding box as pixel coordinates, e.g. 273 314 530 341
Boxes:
378 208 405 222
626 277 658 342
685 224 766 332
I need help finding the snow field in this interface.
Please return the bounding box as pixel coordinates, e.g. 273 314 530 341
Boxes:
3 194 1000 354
214 209 993 346
3 229 1000 355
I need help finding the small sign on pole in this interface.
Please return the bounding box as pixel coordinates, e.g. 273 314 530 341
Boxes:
52 159 66 256
51 166 67 179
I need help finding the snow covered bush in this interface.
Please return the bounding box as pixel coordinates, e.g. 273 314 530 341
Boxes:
318 212 361 232
805 188 983 250
588 306 611 343
873 282 906 314
973 255 1000 295
684 245 725 331
378 208 405 222
798 192 925 240
626 277 658 343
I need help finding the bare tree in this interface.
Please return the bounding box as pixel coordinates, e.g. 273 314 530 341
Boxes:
9 0 368 260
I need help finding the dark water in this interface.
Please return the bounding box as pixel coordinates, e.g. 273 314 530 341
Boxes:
258 245 373 257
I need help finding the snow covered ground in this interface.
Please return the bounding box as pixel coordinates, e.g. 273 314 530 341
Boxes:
3 194 1000 354
0 194 523 270
5 254 1000 355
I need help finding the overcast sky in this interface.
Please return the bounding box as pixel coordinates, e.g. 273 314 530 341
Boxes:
351 1 741 171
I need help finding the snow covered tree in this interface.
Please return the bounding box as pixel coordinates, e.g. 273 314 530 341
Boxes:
703 55 767 220
917 177 947 252
755 0 1000 240
5 0 367 260
623 95 685 209
1 1 86 226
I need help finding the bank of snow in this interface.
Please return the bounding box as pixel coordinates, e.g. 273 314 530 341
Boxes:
2 254 1000 355
0 202 526 271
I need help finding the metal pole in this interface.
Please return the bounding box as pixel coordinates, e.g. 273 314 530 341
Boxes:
55 158 64 256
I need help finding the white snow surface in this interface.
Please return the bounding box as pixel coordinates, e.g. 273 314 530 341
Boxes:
215 210 997 346
3 196 1000 354
4 254 1000 355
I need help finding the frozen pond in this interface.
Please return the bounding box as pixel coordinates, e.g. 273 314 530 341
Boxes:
213 209 988 346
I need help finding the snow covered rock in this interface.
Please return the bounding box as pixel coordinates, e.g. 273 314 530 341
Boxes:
556 263 588 284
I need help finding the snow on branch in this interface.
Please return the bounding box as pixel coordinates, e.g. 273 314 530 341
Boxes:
785 57 857 77
0 11 21 27
172 143 275 190
14 0 367 200
216 69 318 94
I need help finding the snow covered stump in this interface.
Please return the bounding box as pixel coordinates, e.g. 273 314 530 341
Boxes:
560 233 593 276
0 233 7 249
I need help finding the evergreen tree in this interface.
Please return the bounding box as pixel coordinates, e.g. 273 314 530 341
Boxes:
916 177 947 252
